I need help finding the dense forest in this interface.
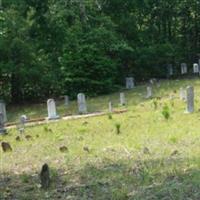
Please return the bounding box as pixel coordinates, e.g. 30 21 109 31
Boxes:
1 0 200 103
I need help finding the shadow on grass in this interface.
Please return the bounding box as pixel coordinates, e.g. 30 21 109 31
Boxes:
0 156 200 200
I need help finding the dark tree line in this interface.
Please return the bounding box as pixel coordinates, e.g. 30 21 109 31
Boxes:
1 0 200 103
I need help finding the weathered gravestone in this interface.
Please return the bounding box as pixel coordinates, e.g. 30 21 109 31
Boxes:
120 93 126 106
167 64 173 77
47 99 60 120
108 101 113 113
126 77 135 89
146 86 152 99
0 100 7 123
40 163 50 189
193 63 199 74
77 93 87 114
185 86 194 113
180 87 186 101
18 115 28 133
0 112 6 134
181 63 187 74
64 95 69 106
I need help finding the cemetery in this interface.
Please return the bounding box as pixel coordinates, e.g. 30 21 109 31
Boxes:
0 77 200 199
1 1 200 199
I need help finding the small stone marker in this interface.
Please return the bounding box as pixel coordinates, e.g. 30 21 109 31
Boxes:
181 63 187 74
180 87 186 101
126 77 135 89
120 93 126 106
40 163 50 189
167 64 173 76
47 99 59 120
185 86 194 113
193 63 199 74
64 95 69 106
108 101 113 113
77 93 87 114
0 113 6 134
146 86 152 99
1 142 12 152
0 100 7 123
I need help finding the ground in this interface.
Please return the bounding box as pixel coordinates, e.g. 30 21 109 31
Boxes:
1 78 200 200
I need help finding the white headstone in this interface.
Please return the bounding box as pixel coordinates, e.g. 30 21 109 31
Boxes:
64 95 69 106
193 63 199 73
108 101 113 113
185 86 194 113
0 112 6 134
126 77 135 89
180 87 186 101
47 99 59 120
0 100 7 123
120 93 126 106
146 86 152 98
181 63 187 74
77 93 87 114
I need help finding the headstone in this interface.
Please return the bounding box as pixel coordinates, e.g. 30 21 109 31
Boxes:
0 100 7 123
108 101 113 113
181 63 187 74
146 86 152 98
180 87 186 101
193 63 199 74
0 113 6 134
120 93 126 106
47 99 59 120
185 86 194 113
77 93 87 114
64 95 69 106
167 64 173 76
126 77 135 89
40 163 50 189
18 115 28 133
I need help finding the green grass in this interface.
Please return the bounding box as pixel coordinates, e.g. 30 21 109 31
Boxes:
1 78 200 199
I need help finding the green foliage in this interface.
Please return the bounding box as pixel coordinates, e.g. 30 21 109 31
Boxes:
115 122 121 134
1 0 200 102
162 105 170 120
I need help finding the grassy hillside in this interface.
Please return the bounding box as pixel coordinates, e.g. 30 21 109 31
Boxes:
1 78 200 199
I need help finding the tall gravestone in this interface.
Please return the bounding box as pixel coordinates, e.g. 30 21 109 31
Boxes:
146 86 152 99
167 64 173 77
126 77 134 89
180 87 186 101
181 63 187 74
47 99 59 120
64 95 69 106
185 86 194 113
0 112 6 134
193 63 199 74
0 100 7 123
120 93 126 106
108 101 113 113
77 93 87 114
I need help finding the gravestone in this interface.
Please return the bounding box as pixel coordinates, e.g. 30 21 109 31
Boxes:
185 86 194 113
47 99 59 120
120 93 126 106
18 115 28 133
167 64 173 76
180 87 186 101
64 95 69 106
193 63 199 74
146 86 152 98
126 77 135 89
108 101 113 113
181 63 187 74
0 113 6 134
77 93 87 114
0 100 7 123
